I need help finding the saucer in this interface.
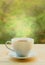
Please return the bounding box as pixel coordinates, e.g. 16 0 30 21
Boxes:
8 50 37 59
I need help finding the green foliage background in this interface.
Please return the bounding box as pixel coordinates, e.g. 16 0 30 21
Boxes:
0 0 45 43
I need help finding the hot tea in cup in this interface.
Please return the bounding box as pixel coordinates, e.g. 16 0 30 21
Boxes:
5 38 34 57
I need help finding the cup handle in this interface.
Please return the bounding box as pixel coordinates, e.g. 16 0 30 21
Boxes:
5 41 15 51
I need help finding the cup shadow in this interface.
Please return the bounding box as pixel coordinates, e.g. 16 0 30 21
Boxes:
9 57 37 62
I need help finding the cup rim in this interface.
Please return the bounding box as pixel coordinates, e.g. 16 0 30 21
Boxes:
11 38 34 42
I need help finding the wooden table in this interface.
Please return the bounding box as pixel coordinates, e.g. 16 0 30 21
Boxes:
0 44 45 65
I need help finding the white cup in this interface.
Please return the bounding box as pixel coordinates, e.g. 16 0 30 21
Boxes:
5 38 34 57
